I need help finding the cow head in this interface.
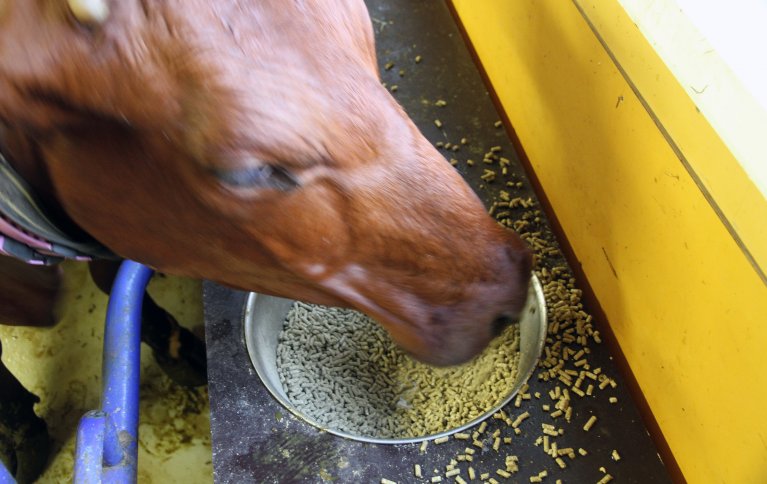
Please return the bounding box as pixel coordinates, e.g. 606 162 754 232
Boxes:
0 0 532 365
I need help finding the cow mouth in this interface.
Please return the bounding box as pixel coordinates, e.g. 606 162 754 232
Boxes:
309 264 490 367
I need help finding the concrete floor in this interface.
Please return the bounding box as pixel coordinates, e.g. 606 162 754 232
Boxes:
0 262 213 483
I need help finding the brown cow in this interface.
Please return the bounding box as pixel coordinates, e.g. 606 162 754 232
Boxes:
0 0 532 480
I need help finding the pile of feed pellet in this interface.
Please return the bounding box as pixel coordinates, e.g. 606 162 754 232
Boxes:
276 303 521 439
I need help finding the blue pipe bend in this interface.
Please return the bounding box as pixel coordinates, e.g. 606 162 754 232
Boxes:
74 260 153 484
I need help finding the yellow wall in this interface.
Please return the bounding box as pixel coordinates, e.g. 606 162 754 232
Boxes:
450 1 767 483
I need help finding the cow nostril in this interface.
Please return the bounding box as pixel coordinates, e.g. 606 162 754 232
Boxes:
492 315 515 337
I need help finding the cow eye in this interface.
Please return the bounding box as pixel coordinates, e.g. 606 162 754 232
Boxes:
211 164 300 192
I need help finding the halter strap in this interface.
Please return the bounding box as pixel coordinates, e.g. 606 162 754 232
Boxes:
0 151 116 264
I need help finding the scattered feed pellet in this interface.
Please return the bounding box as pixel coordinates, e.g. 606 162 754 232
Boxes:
583 415 598 432
276 302 521 438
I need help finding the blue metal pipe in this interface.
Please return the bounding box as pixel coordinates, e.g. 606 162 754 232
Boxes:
102 415 122 468
74 260 153 484
0 459 14 484
73 411 106 484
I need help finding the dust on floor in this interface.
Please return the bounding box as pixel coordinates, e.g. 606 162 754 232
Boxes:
0 261 213 483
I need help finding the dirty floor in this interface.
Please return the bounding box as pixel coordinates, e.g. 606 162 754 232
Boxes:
0 262 213 483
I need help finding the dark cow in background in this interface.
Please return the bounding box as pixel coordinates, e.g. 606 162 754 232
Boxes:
0 0 532 480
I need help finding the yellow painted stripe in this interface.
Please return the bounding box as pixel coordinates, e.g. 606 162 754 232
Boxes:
451 1 767 482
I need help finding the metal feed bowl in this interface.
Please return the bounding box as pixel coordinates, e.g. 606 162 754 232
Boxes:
244 274 547 445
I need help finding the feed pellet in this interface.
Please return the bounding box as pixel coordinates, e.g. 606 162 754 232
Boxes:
276 303 521 438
